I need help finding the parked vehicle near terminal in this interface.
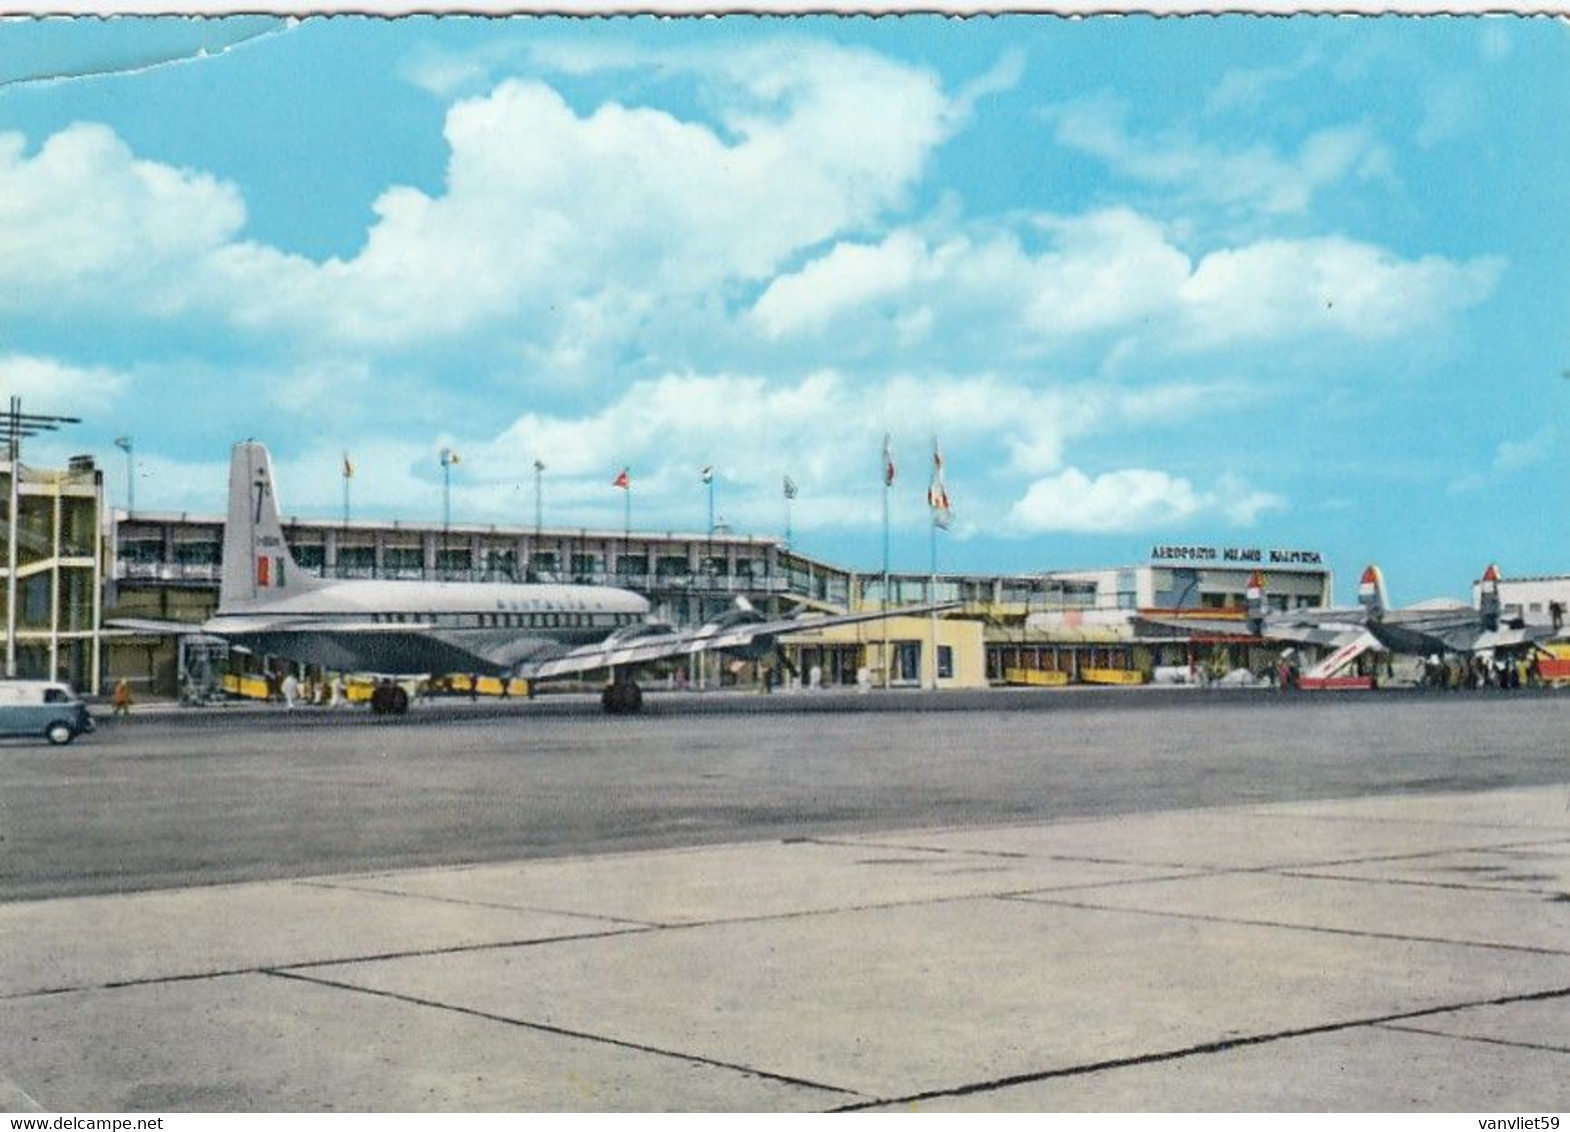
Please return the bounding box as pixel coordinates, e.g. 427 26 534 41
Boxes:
0 681 96 745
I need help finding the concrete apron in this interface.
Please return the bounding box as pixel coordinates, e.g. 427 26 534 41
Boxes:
4 786 1570 1112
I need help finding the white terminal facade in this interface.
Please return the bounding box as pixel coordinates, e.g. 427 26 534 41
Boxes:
101 496 1340 697
0 452 1415 696
1475 574 1570 627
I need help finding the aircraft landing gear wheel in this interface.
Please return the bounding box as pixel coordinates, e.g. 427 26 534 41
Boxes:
370 684 410 715
601 680 643 715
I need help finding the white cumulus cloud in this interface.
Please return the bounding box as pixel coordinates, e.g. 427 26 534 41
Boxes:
0 41 954 359
1007 467 1283 534
0 124 246 315
0 352 130 408
752 208 1499 365
1178 237 1505 348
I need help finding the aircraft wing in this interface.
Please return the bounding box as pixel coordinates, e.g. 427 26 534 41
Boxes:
523 603 962 681
105 617 211 635
1400 621 1562 655
1135 611 1370 651
1135 615 1259 639
107 614 440 637
1255 620 1372 651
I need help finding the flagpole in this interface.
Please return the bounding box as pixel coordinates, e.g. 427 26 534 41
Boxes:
882 433 892 690
612 467 631 583
342 454 351 529
784 477 793 549
930 491 938 692
926 436 950 693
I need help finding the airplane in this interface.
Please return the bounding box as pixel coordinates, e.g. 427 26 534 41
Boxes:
112 440 958 715
1140 564 1560 664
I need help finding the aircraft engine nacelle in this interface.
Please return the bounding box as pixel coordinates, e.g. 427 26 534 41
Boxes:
722 633 777 661
706 601 775 661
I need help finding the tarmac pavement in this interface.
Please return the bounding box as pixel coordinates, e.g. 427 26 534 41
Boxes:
4 783 1570 1112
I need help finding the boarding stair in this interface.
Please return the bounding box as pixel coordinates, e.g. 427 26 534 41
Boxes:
1297 633 1379 690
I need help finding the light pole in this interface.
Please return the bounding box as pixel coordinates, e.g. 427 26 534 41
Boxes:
531 458 544 581
114 436 133 514
533 458 544 540
440 447 459 577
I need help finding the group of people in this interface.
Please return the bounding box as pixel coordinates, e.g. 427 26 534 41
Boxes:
1422 652 1537 690
264 670 351 708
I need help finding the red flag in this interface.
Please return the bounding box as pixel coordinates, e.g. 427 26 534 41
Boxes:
882 433 895 487
612 468 629 489
927 439 952 529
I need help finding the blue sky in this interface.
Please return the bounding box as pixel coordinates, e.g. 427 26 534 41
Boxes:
1 16 1567 601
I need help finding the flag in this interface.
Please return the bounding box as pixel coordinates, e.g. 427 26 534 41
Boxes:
612 467 629 489
783 475 798 500
701 465 713 484
533 458 545 472
342 454 353 479
882 433 895 487
927 439 952 530
257 555 286 588
440 448 459 467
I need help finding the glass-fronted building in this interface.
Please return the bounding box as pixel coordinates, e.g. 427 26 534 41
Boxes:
0 455 106 692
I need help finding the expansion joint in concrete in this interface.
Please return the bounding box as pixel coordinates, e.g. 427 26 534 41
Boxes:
1005 893 1570 958
264 967 868 1101
833 983 1570 1112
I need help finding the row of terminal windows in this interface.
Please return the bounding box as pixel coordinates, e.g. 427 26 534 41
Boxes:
369 611 642 629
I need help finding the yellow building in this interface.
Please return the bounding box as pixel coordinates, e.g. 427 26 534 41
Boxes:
782 614 986 690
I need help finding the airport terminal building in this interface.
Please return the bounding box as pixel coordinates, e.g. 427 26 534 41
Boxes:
99 494 1337 697
1476 573 1570 627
